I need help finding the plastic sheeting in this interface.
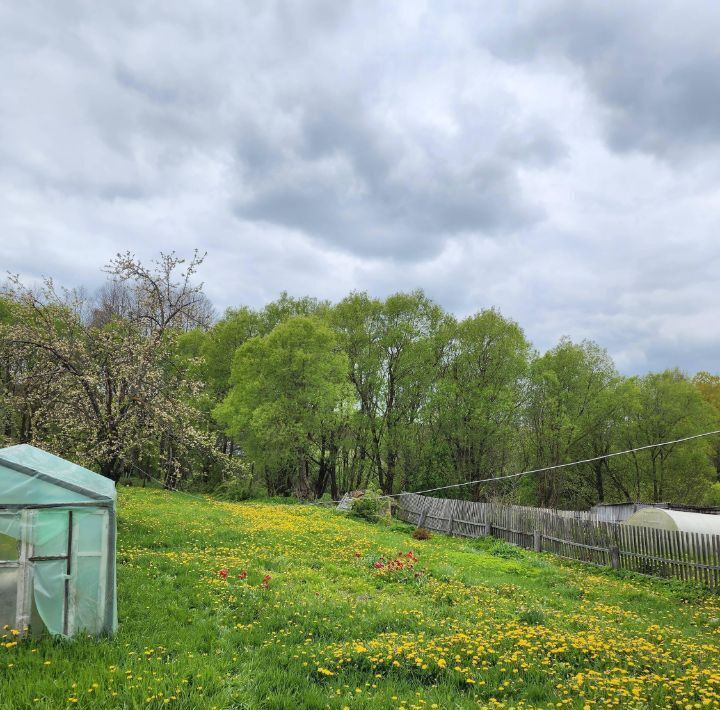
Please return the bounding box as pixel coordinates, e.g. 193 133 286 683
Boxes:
0 445 116 638
0 444 116 504
624 507 720 534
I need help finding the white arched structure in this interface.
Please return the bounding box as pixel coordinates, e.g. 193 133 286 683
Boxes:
624 507 720 535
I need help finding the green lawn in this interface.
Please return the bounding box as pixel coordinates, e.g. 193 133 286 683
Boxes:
2 487 720 708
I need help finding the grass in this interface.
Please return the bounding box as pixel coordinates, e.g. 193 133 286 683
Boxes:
1 487 720 708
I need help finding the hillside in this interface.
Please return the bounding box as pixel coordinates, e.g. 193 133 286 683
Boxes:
2 488 720 708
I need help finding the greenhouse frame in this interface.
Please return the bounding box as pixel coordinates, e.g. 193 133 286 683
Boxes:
0 444 116 638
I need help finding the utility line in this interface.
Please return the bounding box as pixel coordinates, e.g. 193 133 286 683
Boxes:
118 428 720 507
326 428 720 504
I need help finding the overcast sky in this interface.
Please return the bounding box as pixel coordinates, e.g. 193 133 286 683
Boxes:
2 2 719 374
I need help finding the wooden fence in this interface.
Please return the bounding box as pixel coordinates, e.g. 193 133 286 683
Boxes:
394 493 720 588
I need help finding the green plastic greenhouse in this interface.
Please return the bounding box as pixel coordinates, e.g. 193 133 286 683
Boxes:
0 444 116 638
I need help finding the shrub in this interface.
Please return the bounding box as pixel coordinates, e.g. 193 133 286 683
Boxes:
412 527 432 540
705 482 720 506
350 495 383 523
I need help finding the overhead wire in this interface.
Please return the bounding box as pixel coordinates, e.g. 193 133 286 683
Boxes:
116 428 720 507
321 428 720 505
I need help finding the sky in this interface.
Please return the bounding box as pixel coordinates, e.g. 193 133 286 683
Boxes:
1 1 719 375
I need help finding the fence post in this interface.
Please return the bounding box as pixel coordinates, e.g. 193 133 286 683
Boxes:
418 509 428 529
533 530 542 553
609 546 620 570
483 522 492 537
447 515 454 536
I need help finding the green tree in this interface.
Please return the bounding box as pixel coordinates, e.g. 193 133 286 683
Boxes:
332 291 447 494
692 371 720 478
618 370 718 504
259 292 330 334
215 316 352 499
524 339 624 508
200 308 261 401
429 309 530 499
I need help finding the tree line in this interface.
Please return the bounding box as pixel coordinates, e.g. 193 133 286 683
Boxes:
1 252 719 510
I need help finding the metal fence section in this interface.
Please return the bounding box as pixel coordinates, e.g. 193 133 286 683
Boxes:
394 493 720 588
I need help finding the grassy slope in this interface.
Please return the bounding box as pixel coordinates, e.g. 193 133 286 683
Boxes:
2 488 720 709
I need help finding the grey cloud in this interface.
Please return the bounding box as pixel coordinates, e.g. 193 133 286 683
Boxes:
233 88 555 258
493 1 720 161
1 1 720 376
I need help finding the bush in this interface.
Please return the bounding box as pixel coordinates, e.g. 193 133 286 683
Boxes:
350 495 383 523
705 482 720 506
412 527 432 540
489 539 524 559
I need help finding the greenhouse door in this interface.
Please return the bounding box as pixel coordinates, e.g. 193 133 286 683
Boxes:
71 510 110 635
31 509 75 636
0 512 33 636
32 508 111 636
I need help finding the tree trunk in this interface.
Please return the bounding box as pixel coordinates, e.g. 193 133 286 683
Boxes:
328 437 339 501
384 448 396 495
101 454 124 483
594 461 604 502
293 458 313 500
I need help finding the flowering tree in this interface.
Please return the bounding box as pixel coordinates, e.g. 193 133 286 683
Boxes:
0 252 233 483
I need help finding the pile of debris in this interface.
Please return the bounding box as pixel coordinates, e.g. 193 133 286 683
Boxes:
336 489 392 516
337 490 366 510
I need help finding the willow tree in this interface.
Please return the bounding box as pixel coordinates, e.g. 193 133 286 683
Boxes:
693 371 720 480
618 370 718 504
430 309 530 499
524 339 624 508
332 291 448 495
215 316 352 499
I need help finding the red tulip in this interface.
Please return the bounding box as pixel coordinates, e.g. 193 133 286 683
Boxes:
238 570 247 580
218 569 229 579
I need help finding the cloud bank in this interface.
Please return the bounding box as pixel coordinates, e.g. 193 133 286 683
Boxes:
1 1 719 374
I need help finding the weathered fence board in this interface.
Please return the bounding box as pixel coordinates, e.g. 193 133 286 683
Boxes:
395 493 720 588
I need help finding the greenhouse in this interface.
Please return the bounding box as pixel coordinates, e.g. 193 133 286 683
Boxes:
0 444 116 638
624 506 720 535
